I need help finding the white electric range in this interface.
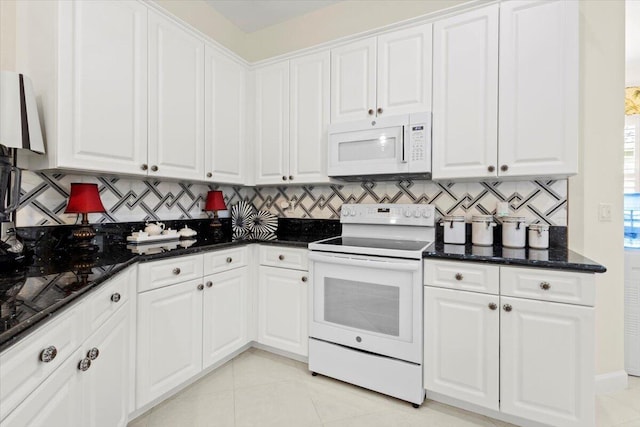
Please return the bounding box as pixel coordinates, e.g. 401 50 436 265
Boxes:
308 203 435 406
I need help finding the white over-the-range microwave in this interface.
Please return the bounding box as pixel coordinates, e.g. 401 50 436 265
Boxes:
327 112 431 181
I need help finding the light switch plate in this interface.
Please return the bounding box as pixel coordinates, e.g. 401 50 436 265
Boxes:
598 203 612 222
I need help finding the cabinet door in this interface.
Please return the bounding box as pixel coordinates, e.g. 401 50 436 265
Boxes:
0 348 83 427
500 297 595 427
289 51 330 184
424 287 499 410
377 24 433 117
258 266 308 356
136 279 203 408
254 62 290 184
57 0 148 175
204 46 246 184
330 37 377 122
83 304 130 427
148 11 205 180
203 267 249 369
432 5 499 180
498 0 578 177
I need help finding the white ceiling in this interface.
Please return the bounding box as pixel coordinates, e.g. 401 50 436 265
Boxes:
205 0 341 33
627 0 640 85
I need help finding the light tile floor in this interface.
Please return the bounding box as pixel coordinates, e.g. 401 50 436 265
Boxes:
128 349 640 427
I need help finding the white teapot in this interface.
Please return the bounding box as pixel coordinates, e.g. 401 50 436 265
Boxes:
144 221 165 236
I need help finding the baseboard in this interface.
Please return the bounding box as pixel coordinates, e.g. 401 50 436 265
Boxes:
595 370 629 394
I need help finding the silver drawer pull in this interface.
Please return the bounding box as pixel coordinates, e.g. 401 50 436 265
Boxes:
111 293 121 303
40 346 57 363
173 268 181 275
278 255 285 261
503 304 513 312
206 281 213 288
455 273 463 281
540 282 551 290
78 358 91 372
488 303 497 310
301 276 308 283
226 257 233 263
87 347 100 360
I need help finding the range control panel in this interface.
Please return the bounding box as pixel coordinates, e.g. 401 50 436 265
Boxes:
340 204 436 227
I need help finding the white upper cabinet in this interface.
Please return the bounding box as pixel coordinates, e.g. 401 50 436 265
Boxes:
148 11 205 180
432 5 499 180
204 46 246 185
498 0 578 177
254 62 290 184
331 24 432 123
17 0 149 175
331 38 377 122
289 51 331 183
377 24 433 117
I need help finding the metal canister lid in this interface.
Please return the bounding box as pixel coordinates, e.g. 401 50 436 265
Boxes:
501 215 526 223
472 215 494 223
529 223 549 231
443 215 465 222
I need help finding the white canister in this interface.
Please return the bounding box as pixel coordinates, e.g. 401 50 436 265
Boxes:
471 215 496 246
528 223 550 249
502 216 527 248
441 215 466 244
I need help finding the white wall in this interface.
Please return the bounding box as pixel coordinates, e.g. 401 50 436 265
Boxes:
627 0 640 85
0 0 16 71
569 0 625 376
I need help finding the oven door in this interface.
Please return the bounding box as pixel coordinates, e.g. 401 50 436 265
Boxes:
308 251 422 363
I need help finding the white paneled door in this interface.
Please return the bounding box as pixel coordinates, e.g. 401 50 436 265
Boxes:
148 11 205 180
432 5 499 180
204 46 246 185
289 51 331 184
498 0 578 177
423 287 499 410
58 0 148 175
376 24 433 118
500 296 595 427
254 62 290 184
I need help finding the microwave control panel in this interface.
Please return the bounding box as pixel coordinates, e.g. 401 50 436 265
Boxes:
408 113 431 172
410 125 426 162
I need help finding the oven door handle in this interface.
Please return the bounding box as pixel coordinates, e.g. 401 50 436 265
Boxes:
308 251 420 271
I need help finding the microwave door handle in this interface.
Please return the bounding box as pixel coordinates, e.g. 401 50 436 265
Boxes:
400 125 408 163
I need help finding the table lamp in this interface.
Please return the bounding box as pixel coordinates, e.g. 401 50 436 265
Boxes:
205 190 226 229
64 183 106 249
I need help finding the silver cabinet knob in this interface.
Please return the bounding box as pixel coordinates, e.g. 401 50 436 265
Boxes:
78 358 91 372
197 284 204 291
151 165 158 172
206 172 212 178
87 347 99 360
487 165 495 173
301 276 308 283
173 268 181 275
289 175 293 181
455 273 463 281
368 109 374 116
500 165 508 172
488 303 497 310
141 164 148 171
40 346 57 363
282 176 287 181
206 281 213 288
503 304 513 312
278 255 285 261
377 107 383 114
540 282 551 290
111 293 121 303
226 257 233 263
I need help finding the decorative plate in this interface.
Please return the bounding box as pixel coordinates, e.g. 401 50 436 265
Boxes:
231 201 255 235
251 210 278 234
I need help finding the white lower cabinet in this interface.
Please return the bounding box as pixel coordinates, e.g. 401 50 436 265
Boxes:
258 265 309 356
1 303 131 427
424 262 596 427
500 296 595 427
423 287 499 410
203 267 249 369
136 278 204 408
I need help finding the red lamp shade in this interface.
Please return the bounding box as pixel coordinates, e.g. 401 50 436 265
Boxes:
64 183 106 214
205 190 226 212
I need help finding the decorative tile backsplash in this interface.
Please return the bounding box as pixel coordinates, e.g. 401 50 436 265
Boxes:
16 171 567 227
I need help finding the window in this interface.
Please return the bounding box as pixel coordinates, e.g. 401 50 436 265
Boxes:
624 114 640 247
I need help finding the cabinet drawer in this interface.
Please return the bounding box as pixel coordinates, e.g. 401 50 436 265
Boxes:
424 260 499 294
203 246 248 275
500 267 595 306
137 254 203 293
259 246 308 271
86 266 135 333
0 305 84 421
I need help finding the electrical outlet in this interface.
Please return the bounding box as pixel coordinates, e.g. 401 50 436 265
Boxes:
598 203 612 222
